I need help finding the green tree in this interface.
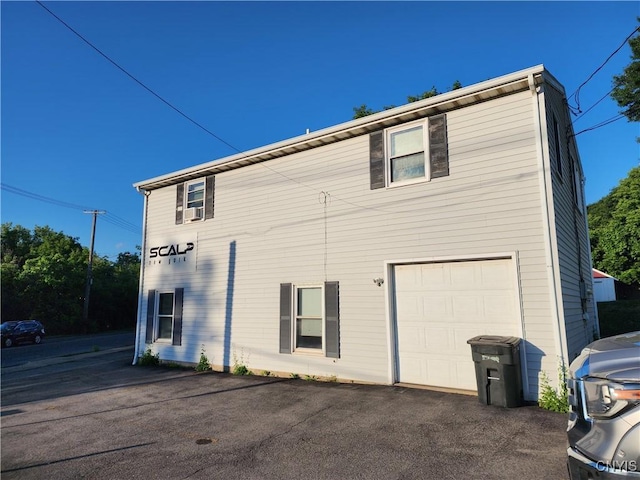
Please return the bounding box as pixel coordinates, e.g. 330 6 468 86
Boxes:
353 104 377 119
20 227 87 332
407 86 438 103
588 166 640 284
1 223 34 321
91 251 140 331
1 223 140 334
352 81 463 119
611 24 640 123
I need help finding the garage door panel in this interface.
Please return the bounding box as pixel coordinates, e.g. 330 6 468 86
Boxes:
456 361 478 390
452 295 482 316
421 264 446 286
424 327 453 349
395 259 520 390
450 263 478 286
423 296 448 315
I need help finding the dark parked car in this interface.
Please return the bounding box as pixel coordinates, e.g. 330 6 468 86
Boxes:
567 331 640 479
1 320 46 347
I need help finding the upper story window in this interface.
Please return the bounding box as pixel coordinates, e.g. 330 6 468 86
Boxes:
552 115 563 179
186 180 205 210
370 114 448 190
175 175 215 225
573 158 585 214
388 123 427 184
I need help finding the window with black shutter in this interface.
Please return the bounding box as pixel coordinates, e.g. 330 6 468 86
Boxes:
176 175 215 224
145 287 184 346
369 114 449 189
279 281 340 358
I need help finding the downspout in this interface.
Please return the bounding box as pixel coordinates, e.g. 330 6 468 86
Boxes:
132 186 150 365
530 74 568 373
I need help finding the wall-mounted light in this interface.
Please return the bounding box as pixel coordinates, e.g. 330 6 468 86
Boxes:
373 278 384 287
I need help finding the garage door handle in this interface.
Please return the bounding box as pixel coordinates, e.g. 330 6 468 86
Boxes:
488 376 500 381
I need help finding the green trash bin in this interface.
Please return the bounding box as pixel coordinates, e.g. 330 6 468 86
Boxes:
467 335 523 408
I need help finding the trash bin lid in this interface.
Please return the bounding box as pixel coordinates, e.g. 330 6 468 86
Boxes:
466 335 521 347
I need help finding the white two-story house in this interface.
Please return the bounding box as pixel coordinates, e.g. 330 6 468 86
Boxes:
132 65 598 402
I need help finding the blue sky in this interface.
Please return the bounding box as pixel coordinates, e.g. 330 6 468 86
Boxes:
2 1 638 259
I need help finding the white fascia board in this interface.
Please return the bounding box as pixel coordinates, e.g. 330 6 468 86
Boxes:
134 65 550 191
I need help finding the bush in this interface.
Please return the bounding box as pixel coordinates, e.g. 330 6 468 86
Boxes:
138 347 159 367
195 345 211 372
538 367 569 413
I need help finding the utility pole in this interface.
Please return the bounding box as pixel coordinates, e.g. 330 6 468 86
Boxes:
83 210 106 333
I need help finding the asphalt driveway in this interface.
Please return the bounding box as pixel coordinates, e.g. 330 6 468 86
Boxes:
1 347 568 479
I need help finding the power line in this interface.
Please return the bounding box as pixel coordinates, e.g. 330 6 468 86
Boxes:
1 182 95 211
35 0 241 155
37 0 327 196
1 182 140 234
572 113 626 137
568 25 639 115
572 86 616 124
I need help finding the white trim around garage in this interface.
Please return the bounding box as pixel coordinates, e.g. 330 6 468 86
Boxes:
383 252 529 398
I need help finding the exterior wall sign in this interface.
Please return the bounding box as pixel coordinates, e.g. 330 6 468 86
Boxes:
146 235 197 272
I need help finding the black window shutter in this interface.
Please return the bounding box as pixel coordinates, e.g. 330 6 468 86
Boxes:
175 183 184 225
145 289 156 343
324 281 340 358
553 116 563 177
369 131 385 190
205 175 215 220
279 283 292 354
429 114 449 178
172 288 184 346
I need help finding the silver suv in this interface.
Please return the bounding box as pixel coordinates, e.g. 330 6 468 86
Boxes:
567 331 640 479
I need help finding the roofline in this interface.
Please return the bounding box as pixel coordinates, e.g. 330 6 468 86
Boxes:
593 268 617 280
134 64 561 191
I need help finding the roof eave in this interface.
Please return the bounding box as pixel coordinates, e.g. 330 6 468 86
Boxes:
134 64 550 191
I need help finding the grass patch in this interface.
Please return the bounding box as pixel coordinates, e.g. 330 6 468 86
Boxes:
597 300 640 338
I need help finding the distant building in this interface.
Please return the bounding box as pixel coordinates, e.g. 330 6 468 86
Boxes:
592 269 617 303
132 65 598 401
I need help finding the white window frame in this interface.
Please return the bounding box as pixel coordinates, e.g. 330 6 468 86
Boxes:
184 179 205 222
293 284 325 355
385 119 429 187
155 290 175 343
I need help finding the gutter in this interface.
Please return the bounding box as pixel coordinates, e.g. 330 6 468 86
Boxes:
131 186 150 365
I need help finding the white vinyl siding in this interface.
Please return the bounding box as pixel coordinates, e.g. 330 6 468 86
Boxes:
138 87 571 401
544 87 598 363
